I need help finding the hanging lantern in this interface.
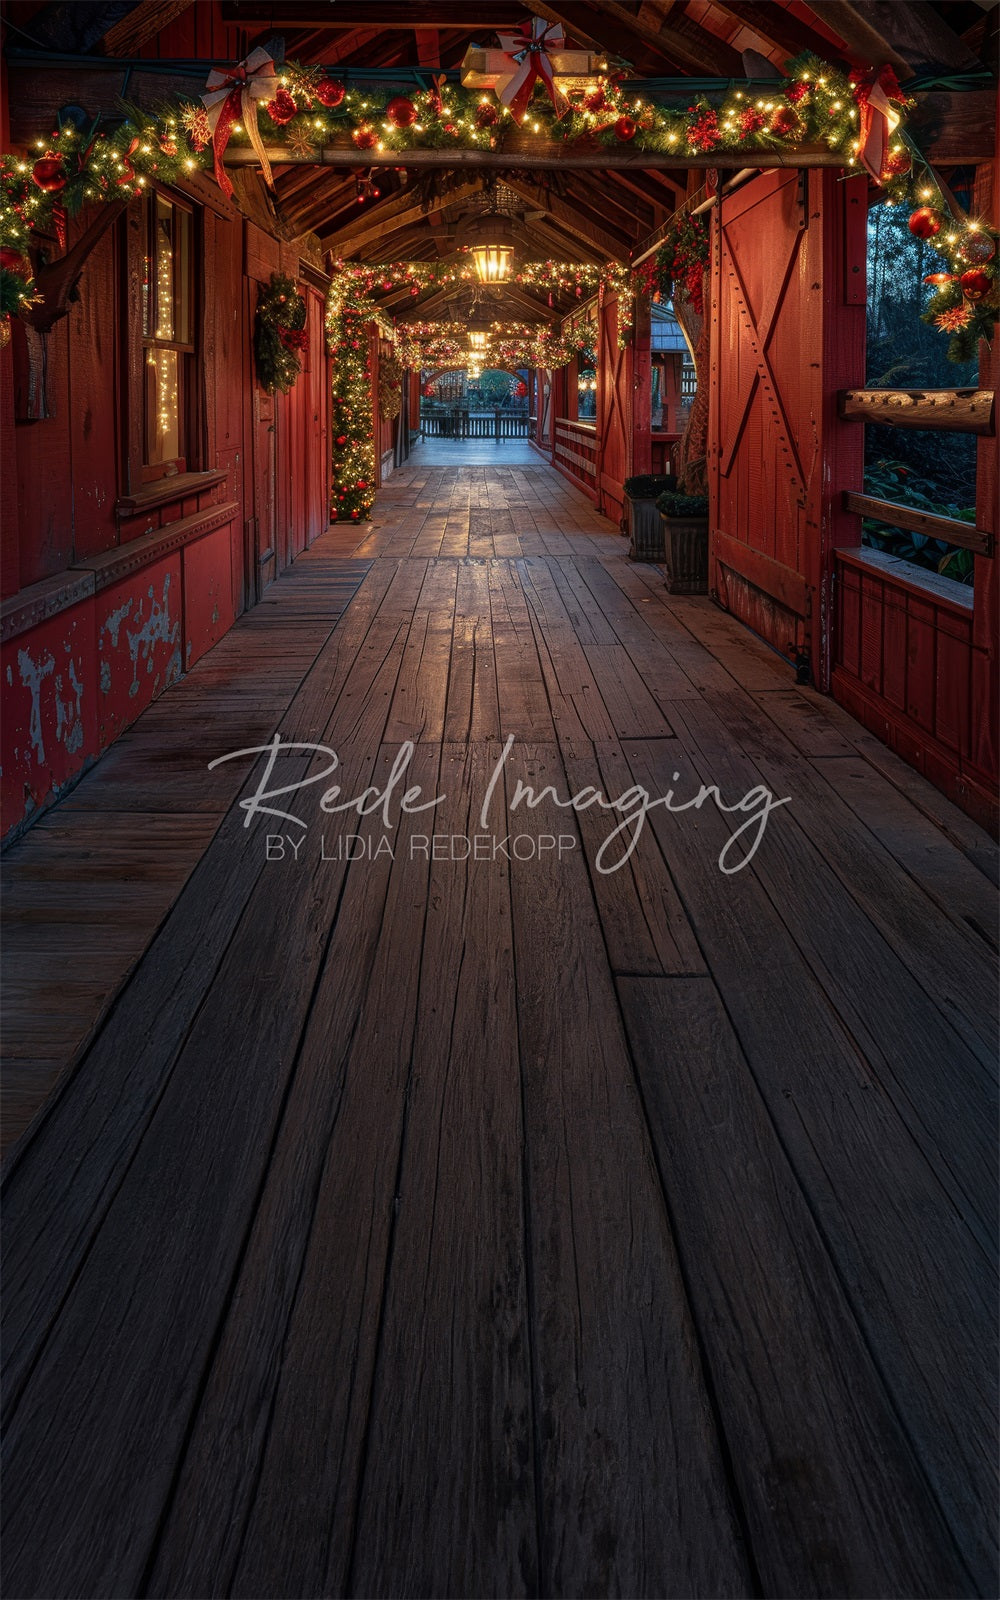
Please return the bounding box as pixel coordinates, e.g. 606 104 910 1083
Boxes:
468 210 515 285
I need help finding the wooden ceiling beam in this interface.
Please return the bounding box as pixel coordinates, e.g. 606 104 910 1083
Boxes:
100 0 195 55
501 174 635 258
221 1 523 25
320 178 484 250
803 2 915 76
561 170 654 233
706 1 835 62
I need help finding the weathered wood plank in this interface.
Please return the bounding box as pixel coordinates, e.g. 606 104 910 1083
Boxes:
503 740 750 1598
618 972 979 1599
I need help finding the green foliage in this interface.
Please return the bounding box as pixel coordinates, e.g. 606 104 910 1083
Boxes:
657 490 709 518
624 475 674 499
862 458 975 586
254 274 307 394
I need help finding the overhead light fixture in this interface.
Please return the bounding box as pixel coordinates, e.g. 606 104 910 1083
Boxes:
469 330 488 350
472 242 512 285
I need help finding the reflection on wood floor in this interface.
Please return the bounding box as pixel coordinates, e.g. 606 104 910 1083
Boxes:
2 454 997 1599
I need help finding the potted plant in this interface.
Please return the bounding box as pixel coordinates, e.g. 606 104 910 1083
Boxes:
623 473 675 560
655 489 709 593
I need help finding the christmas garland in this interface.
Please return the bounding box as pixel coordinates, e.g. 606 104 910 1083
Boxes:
378 351 403 420
254 272 307 392
1 51 995 365
326 295 377 522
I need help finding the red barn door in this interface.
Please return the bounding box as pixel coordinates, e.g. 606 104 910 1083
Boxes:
709 169 865 683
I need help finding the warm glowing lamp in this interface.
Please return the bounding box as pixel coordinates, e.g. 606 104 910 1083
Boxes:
471 243 512 284
469 330 488 350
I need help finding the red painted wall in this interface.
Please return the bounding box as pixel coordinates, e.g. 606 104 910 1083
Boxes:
1 193 331 842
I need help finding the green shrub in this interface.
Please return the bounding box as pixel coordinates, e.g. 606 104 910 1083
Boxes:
624 474 674 499
657 490 709 518
863 458 975 586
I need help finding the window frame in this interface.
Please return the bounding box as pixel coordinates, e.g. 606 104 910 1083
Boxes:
125 184 200 490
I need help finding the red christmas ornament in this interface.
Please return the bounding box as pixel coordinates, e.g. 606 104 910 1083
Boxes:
32 154 66 193
614 115 637 142
584 87 607 113
960 268 991 301
352 125 378 150
785 81 810 104
315 77 346 109
386 96 417 128
475 102 499 129
356 480 368 489
336 434 348 445
908 206 943 240
409 286 420 296
959 231 996 265
923 273 956 287
266 90 298 127
159 135 178 157
770 106 804 140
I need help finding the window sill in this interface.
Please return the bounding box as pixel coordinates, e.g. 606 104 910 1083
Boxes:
116 468 228 518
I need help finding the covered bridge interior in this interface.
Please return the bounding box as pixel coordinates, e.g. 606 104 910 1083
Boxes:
1 3 998 1598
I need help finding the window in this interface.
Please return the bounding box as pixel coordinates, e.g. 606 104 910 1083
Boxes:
137 191 195 481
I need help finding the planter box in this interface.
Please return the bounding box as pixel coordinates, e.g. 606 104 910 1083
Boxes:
660 512 709 594
626 494 666 561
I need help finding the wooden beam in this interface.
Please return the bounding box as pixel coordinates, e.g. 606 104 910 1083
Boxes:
501 175 634 259
707 1 833 62
591 0 746 75
224 142 863 172
826 1 986 77
804 1 915 76
839 389 995 436
320 178 483 249
844 491 994 556
220 1 523 24
100 0 194 55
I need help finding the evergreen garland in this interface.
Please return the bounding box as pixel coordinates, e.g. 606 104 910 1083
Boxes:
378 352 403 420
254 273 307 393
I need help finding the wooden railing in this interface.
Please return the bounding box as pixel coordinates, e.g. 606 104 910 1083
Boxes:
421 409 530 439
553 418 597 490
843 491 993 556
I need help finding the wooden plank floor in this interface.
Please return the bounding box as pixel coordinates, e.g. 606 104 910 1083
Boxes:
2 451 997 1600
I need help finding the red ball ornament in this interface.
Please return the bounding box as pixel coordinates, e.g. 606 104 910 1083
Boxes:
266 90 298 127
352 125 378 150
356 480 368 489
475 101 499 129
386 96 417 129
614 115 637 142
958 230 996 266
32 154 66 193
960 268 991 301
315 77 346 109
908 206 943 240
336 434 348 446
409 286 420 296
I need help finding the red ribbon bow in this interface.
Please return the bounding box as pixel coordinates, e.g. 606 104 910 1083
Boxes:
202 47 277 199
849 64 905 182
494 17 570 122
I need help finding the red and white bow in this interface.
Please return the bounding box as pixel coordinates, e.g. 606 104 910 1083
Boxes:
494 17 570 122
202 46 277 198
849 64 905 182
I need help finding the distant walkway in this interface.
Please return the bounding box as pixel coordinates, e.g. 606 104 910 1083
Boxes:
409 435 541 465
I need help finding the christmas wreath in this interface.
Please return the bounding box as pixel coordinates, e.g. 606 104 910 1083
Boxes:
254 273 307 393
